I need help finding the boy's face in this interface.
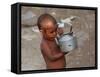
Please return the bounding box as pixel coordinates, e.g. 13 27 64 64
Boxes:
41 20 58 40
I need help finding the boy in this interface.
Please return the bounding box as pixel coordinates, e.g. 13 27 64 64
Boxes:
37 13 67 69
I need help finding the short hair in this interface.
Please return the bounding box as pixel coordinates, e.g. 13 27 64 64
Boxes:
37 13 57 30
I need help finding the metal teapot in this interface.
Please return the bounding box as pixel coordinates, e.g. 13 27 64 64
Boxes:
57 26 77 52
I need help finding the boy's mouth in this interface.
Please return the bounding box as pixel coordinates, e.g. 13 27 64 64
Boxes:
48 37 55 40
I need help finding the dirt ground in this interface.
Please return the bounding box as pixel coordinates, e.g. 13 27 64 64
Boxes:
21 6 96 71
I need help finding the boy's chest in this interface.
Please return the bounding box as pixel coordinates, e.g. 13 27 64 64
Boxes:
47 42 61 54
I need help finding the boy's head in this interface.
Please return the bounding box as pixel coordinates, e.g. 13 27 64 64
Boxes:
37 13 58 40
37 13 57 30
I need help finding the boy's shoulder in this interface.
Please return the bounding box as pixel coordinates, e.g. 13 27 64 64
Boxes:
40 39 49 49
40 40 52 53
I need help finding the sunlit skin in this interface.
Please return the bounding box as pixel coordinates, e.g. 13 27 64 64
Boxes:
40 20 67 69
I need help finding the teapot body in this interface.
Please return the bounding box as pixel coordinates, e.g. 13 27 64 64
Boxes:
58 33 77 52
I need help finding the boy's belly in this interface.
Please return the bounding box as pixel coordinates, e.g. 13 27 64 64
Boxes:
45 57 66 69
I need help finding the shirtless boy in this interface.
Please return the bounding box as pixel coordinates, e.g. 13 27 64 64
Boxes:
37 13 67 69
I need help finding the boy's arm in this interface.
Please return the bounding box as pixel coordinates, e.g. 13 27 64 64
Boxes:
41 42 65 61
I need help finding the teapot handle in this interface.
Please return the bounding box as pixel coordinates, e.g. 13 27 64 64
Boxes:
70 26 73 33
61 26 73 36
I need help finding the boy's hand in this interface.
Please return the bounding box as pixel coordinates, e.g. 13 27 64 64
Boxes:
57 28 64 35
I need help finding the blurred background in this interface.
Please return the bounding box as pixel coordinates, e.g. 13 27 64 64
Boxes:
21 6 96 71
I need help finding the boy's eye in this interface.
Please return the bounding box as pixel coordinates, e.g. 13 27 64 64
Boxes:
50 31 54 33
